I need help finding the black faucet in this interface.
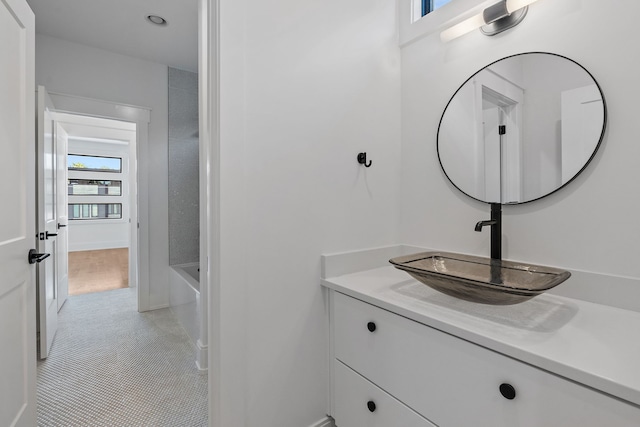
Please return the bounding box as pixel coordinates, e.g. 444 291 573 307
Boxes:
475 203 502 260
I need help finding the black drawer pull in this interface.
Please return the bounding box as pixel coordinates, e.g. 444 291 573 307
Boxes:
499 383 516 400
367 400 376 412
367 322 376 332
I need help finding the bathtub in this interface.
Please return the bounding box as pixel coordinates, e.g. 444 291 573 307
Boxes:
169 263 207 370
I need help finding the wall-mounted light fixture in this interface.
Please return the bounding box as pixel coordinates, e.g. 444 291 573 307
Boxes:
440 0 540 42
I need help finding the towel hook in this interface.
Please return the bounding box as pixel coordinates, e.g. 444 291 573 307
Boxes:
357 152 372 168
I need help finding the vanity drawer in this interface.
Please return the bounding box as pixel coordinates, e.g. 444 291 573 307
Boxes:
333 291 640 427
333 359 436 427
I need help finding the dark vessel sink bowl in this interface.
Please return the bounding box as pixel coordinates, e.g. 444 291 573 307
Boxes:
389 252 571 305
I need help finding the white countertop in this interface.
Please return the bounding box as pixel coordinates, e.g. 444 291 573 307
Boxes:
322 265 640 407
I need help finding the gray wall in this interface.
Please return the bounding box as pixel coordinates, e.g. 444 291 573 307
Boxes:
168 67 199 265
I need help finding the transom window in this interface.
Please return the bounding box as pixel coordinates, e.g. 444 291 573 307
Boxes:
68 154 122 173
422 0 453 16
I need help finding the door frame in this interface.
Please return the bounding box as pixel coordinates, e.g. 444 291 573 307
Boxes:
55 122 69 311
473 69 524 204
45 92 152 312
36 87 60 359
201 0 220 425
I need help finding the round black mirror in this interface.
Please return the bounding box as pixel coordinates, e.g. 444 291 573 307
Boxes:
437 52 606 204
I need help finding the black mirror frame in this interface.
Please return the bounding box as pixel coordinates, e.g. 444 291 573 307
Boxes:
436 52 608 205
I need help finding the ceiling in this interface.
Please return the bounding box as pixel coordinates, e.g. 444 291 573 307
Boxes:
26 0 198 72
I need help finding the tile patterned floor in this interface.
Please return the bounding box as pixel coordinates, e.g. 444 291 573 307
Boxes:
37 288 208 426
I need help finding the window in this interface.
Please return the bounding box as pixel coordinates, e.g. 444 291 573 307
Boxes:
422 0 452 16
68 179 122 196
68 151 126 221
68 154 122 173
69 203 122 220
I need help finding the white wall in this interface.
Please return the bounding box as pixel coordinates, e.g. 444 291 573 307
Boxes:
215 0 401 425
35 34 170 309
519 54 593 200
210 1 640 425
67 139 130 252
400 0 640 279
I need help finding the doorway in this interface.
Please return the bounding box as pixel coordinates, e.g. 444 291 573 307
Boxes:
475 68 524 204
482 86 520 203
46 91 152 311
36 95 143 359
57 113 137 297
36 89 153 361
35 92 209 426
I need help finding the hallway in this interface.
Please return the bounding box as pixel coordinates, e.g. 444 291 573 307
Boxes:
37 288 207 426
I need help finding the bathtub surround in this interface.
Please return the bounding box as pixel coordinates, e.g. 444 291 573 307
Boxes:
169 67 200 266
170 263 207 370
168 67 203 369
169 265 200 340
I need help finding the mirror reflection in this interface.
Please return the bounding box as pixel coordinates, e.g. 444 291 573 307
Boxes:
437 53 606 204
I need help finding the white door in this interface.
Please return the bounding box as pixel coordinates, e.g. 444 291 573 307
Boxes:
482 105 501 202
0 0 37 425
37 86 59 359
481 84 522 204
56 123 69 310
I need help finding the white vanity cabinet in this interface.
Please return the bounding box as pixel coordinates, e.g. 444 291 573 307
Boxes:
333 361 436 427
329 291 640 427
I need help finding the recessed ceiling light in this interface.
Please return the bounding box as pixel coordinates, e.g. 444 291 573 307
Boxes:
146 15 167 26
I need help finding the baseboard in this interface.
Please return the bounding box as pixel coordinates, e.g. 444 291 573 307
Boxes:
307 416 334 427
143 303 170 312
195 339 208 371
69 242 129 252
